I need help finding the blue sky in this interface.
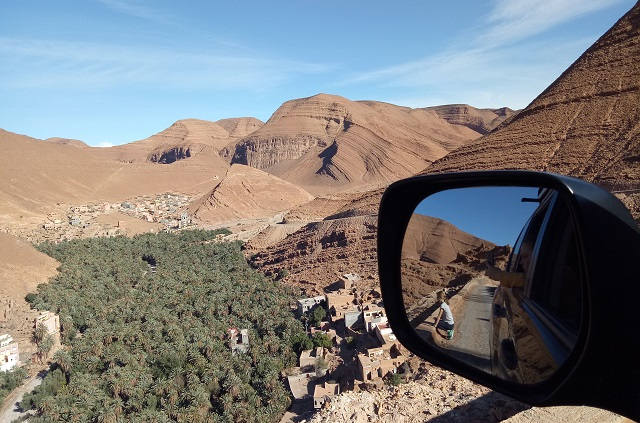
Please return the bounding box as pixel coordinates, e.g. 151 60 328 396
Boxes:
414 186 541 246
0 0 634 146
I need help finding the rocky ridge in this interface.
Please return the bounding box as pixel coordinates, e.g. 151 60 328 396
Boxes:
189 164 314 224
425 104 519 135
228 94 488 194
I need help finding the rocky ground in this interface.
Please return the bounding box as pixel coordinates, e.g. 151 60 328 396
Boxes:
309 361 627 423
309 361 526 423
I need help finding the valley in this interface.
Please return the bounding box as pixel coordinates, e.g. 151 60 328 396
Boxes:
1 3 640 422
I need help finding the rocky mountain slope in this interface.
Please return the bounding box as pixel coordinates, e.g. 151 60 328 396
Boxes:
189 164 314 224
424 4 640 217
227 94 489 194
249 214 379 294
402 214 494 265
425 104 519 135
98 117 263 165
309 361 624 423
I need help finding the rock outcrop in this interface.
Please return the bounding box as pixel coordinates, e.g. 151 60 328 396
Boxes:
309 361 529 423
250 214 379 294
229 94 489 194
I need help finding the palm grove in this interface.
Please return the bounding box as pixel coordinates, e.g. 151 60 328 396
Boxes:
22 230 307 422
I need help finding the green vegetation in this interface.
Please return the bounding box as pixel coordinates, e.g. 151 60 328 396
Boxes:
20 368 66 411
0 367 27 402
309 306 326 327
311 332 332 349
291 333 313 354
24 230 305 422
386 372 403 386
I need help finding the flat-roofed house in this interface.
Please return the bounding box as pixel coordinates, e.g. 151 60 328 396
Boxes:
357 346 405 381
344 310 362 329
0 334 19 372
297 296 326 316
363 305 387 332
299 347 327 368
287 371 317 400
374 323 397 345
326 292 356 322
35 311 60 336
337 273 359 290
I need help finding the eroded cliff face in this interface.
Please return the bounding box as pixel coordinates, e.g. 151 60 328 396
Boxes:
230 96 352 170
249 214 379 294
147 145 193 164
231 135 330 169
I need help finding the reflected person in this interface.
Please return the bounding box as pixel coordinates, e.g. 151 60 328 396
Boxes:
434 291 455 340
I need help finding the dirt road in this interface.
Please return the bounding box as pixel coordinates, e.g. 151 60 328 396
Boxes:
0 371 45 422
413 277 496 373
446 281 496 372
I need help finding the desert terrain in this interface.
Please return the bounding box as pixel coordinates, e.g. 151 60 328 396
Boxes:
0 2 639 422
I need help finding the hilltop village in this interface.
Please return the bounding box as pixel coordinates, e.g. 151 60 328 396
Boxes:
264 273 410 415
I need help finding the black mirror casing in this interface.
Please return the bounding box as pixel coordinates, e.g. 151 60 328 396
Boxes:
377 171 640 420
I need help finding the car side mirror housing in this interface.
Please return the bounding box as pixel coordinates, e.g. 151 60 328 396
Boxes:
377 171 640 421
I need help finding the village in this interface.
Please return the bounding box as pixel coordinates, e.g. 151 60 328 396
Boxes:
226 272 413 417
6 192 195 244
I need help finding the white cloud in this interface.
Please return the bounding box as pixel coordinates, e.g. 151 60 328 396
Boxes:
341 0 624 108
96 0 172 23
0 38 331 91
95 141 114 148
481 0 622 46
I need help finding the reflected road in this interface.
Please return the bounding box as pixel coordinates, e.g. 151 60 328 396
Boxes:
414 277 496 373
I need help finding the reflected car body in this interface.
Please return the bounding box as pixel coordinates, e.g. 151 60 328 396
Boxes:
491 188 583 384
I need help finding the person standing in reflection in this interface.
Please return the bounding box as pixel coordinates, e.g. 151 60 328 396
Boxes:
435 291 455 340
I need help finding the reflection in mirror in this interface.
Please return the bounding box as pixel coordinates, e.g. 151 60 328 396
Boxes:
401 186 582 385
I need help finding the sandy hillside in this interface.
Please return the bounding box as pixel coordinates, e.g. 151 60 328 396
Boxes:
0 128 227 224
0 232 58 302
423 3 640 219
189 164 314 224
0 232 59 358
227 94 497 194
402 214 494 265
44 137 90 148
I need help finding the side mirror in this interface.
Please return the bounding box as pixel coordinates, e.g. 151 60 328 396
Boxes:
377 171 640 421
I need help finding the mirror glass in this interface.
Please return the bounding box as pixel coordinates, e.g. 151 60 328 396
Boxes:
401 186 582 385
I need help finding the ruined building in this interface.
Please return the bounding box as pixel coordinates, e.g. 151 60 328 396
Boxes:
313 381 340 409
228 328 250 354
